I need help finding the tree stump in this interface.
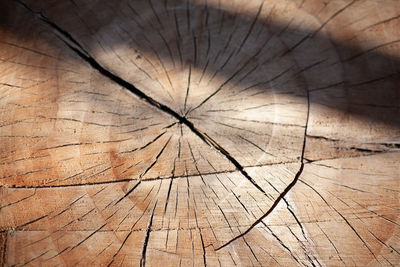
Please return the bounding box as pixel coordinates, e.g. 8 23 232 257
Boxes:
0 0 399 266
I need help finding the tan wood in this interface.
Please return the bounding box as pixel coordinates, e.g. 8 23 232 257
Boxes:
0 0 399 266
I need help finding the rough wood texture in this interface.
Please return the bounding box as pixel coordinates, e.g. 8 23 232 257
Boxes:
0 0 399 266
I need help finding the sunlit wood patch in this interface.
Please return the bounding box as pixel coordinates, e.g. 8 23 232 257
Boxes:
1 0 399 266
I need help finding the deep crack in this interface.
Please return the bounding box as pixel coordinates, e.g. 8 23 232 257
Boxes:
17 0 310 250
17 0 271 197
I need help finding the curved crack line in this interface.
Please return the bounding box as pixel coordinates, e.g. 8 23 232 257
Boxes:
215 74 310 251
6 159 300 189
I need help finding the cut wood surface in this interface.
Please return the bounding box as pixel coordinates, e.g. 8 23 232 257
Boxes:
0 0 399 266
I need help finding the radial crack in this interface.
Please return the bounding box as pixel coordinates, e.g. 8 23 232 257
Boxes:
140 202 157 267
17 1 310 248
17 0 272 197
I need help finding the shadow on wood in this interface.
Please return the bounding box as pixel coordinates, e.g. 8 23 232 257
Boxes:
0 0 399 266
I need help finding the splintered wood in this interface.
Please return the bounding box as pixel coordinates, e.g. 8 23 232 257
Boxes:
0 0 399 266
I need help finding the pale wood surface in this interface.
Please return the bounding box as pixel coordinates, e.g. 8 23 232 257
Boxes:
0 0 399 266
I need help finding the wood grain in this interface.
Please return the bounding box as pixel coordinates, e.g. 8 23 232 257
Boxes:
0 0 399 266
